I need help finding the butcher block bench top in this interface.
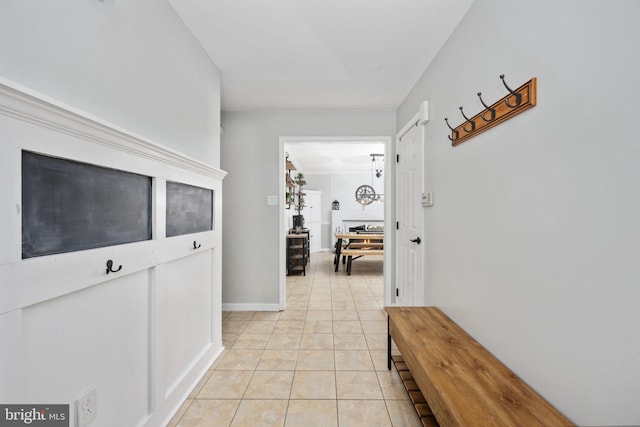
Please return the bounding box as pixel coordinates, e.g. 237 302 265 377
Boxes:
340 249 384 256
386 306 572 427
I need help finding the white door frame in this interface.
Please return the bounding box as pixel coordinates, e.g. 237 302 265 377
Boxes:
392 112 425 306
278 136 394 311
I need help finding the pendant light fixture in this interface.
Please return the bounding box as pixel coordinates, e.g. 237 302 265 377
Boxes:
355 153 384 206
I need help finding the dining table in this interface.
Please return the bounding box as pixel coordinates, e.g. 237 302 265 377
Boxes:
333 232 384 272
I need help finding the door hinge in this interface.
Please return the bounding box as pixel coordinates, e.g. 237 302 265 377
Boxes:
396 154 399 163
396 221 399 230
396 288 399 297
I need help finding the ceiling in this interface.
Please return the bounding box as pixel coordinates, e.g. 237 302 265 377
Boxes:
168 0 474 111
285 141 386 175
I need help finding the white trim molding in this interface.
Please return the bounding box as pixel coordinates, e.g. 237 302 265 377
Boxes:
222 303 281 312
0 78 226 181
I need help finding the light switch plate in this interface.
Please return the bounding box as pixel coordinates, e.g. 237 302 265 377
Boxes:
267 195 279 206
421 192 433 207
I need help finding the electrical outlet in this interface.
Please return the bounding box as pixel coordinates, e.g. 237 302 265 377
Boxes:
76 388 97 427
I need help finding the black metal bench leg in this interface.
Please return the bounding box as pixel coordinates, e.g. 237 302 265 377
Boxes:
387 316 392 370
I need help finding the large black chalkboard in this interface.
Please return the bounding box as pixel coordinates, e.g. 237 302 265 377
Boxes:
166 181 213 237
22 151 152 259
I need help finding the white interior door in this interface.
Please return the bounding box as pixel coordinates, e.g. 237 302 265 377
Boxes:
395 121 424 306
302 190 322 252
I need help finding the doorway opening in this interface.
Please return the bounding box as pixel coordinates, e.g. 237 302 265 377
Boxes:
278 136 393 310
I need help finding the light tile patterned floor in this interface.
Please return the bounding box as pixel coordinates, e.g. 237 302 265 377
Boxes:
168 251 420 427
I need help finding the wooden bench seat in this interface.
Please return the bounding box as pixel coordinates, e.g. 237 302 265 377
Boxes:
386 307 573 427
340 249 384 256
340 248 383 275
341 242 384 249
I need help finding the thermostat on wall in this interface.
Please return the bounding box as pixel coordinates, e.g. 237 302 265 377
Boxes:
421 191 433 207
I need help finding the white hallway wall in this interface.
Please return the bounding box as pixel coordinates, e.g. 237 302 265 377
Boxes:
397 0 640 425
221 110 395 307
0 0 221 168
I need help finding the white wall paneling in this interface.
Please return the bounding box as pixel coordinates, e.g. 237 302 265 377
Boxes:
0 81 226 427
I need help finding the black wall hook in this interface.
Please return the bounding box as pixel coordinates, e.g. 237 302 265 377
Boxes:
106 259 122 274
500 74 522 108
459 107 476 132
193 241 201 249
444 118 459 141
477 92 496 122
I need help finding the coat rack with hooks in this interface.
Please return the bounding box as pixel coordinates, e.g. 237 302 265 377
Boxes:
445 75 537 147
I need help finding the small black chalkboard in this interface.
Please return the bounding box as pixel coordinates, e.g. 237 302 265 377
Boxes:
166 181 213 237
22 151 152 259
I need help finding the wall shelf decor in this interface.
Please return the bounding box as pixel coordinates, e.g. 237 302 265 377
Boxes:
445 75 537 147
285 153 297 209
294 172 306 214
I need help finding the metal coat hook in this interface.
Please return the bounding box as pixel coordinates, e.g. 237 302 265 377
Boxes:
459 106 475 132
446 75 536 146
477 92 496 122
106 259 122 274
444 118 459 141
500 74 522 108
193 241 201 250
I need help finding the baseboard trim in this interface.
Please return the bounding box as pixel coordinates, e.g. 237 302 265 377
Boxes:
143 345 224 427
222 303 281 312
